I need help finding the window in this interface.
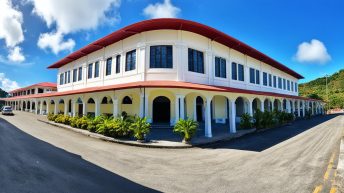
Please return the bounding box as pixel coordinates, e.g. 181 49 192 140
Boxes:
73 69 77 82
106 57 112 76
263 72 268 86
287 80 290 91
125 50 136 71
273 76 277 88
291 81 294 91
269 74 272 87
215 57 226 78
188 48 204 73
59 73 64 85
295 83 298 92
249 68 255 84
64 72 67 84
238 64 244 81
232 62 237 80
278 77 282 89
122 96 132 104
256 70 260 84
78 67 82 81
67 70 70 83
249 68 259 84
116 55 121 74
88 63 93 79
94 61 99 78
283 78 286 90
150 45 173 68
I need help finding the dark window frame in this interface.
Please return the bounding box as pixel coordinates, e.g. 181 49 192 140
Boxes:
231 62 237 80
238 64 244 81
125 50 136 71
188 48 204 74
116 55 121 74
215 56 226 78
78 67 82 81
88 63 93 79
263 72 268 86
150 45 173 69
106 57 112 76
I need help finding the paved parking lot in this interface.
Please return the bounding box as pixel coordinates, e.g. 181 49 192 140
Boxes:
0 112 342 193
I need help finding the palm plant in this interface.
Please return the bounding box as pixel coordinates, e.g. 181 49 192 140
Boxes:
173 119 198 143
130 117 150 141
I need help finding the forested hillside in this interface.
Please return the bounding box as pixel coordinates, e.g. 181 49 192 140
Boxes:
0 88 8 107
299 69 344 108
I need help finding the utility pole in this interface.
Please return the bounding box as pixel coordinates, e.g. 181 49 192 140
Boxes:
326 74 329 113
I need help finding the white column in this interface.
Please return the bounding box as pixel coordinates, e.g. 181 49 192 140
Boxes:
193 97 197 121
46 101 50 115
230 100 236 133
95 98 100 116
64 100 68 115
54 101 58 115
260 100 265 112
40 101 43 115
248 99 253 116
14 101 17 111
205 96 212 137
175 95 180 124
82 101 86 116
271 100 274 111
297 100 300 117
112 97 118 117
139 94 144 118
29 101 32 112
72 100 76 117
286 100 291 113
302 101 305 117
180 95 185 120
292 100 295 115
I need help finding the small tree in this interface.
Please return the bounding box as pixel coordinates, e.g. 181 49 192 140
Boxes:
173 119 198 143
239 113 253 129
130 117 150 141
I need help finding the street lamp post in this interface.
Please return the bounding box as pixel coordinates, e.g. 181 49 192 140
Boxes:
325 74 329 113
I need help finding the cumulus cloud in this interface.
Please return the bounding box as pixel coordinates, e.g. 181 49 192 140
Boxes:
37 31 75 55
143 0 180 19
0 0 25 63
0 73 20 92
295 39 331 64
7 46 25 62
29 0 121 54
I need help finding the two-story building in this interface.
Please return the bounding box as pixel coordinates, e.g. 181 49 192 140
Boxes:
1 18 325 137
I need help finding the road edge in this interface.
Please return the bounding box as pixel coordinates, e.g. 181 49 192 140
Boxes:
336 137 344 192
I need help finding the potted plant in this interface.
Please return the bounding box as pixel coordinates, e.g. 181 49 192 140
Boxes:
173 119 198 144
130 117 150 142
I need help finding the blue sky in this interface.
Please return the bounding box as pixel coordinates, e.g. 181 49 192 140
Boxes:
0 0 343 91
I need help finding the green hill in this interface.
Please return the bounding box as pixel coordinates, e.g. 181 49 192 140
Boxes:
299 69 344 109
0 88 8 108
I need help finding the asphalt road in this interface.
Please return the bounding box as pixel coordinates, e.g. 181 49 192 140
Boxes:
0 112 342 193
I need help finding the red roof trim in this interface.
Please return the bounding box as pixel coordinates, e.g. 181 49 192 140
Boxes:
9 82 57 93
2 81 320 102
47 18 304 79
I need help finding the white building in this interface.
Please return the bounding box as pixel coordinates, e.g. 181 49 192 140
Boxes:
1 18 324 137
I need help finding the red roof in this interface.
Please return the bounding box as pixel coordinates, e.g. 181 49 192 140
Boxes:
1 81 321 102
9 82 57 93
48 18 304 79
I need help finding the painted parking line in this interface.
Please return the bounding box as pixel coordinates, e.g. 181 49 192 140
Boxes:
313 185 322 193
313 151 338 193
330 187 337 193
324 152 336 180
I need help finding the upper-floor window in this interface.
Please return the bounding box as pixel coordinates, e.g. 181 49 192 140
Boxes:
283 78 286 90
106 57 112 76
263 72 268 86
287 80 290 91
291 81 294 91
269 74 272 87
278 77 282 89
295 82 298 92
188 48 204 73
273 76 277 88
94 61 99 78
67 70 71 83
150 45 173 68
88 63 93 79
249 68 259 84
125 49 136 71
232 62 237 80
64 72 67 84
73 69 77 82
215 57 226 78
78 67 82 81
116 55 121 74
59 73 64 85
238 64 244 81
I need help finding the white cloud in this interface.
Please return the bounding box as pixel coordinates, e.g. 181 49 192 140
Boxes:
295 39 331 64
0 73 20 92
143 0 180 19
0 0 25 63
37 31 75 55
29 0 121 54
7 46 25 62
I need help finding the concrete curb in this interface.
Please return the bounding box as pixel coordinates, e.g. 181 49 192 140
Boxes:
335 137 344 192
37 119 256 149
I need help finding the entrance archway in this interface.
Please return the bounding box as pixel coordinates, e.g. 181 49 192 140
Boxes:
153 96 170 123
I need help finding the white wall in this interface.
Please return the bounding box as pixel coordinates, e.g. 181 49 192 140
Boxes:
57 30 300 96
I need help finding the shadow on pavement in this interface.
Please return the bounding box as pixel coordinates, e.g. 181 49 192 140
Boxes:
203 114 340 152
0 117 160 193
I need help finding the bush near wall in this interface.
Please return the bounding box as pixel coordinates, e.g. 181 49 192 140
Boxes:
47 113 150 140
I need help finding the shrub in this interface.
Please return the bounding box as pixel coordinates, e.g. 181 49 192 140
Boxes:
54 115 71 125
47 113 56 121
130 117 150 141
253 110 263 130
173 119 198 143
76 116 89 130
261 111 275 129
239 113 253 129
112 116 132 138
87 115 105 133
